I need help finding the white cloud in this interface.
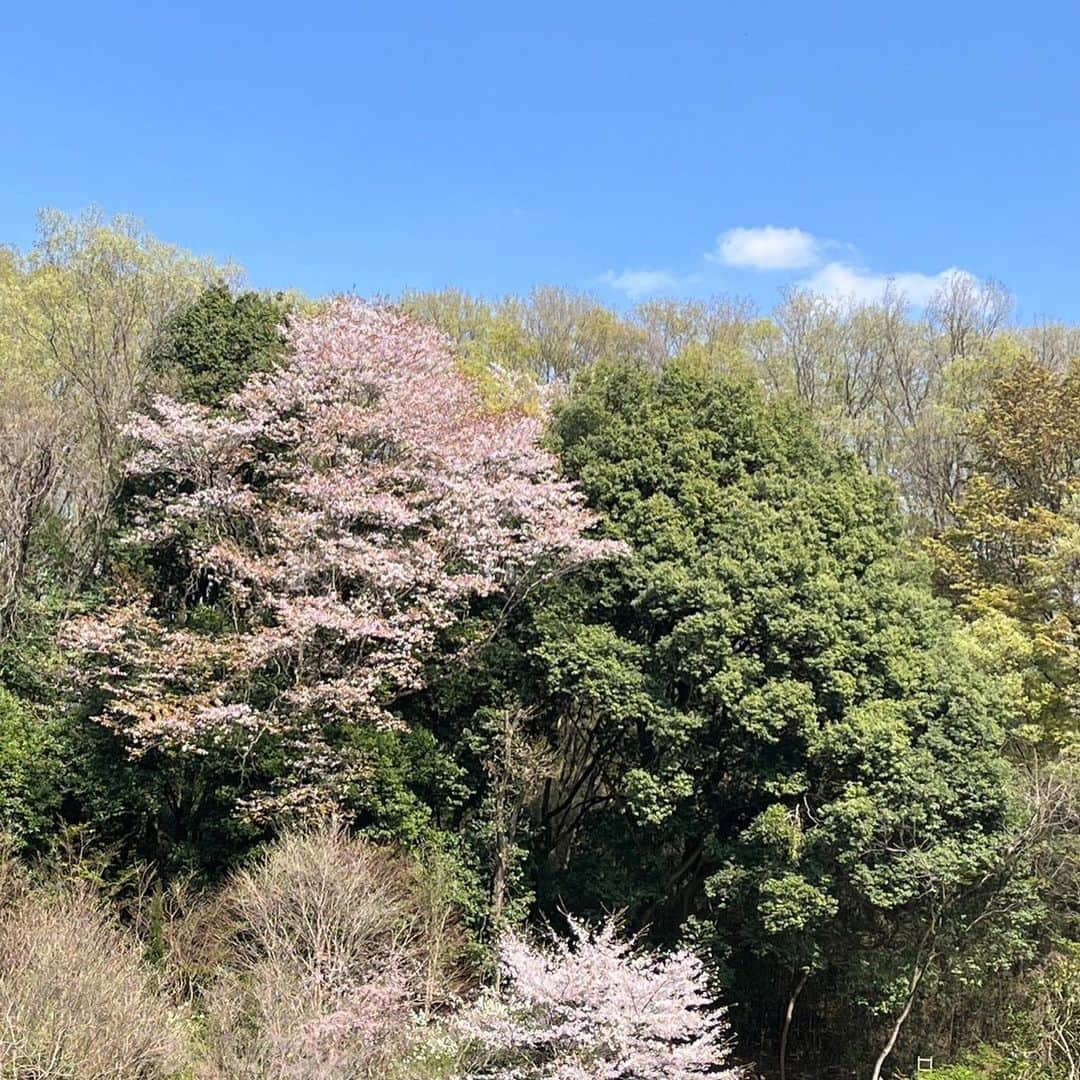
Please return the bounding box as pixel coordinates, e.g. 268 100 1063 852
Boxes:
600 225 980 309
599 268 679 299
710 226 822 270
802 262 976 306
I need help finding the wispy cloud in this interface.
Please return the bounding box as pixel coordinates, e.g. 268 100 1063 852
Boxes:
601 226 982 308
709 226 821 270
714 225 979 307
599 268 679 299
802 263 976 306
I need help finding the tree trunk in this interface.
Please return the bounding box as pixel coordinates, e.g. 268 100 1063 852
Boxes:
779 968 810 1080
871 959 929 1080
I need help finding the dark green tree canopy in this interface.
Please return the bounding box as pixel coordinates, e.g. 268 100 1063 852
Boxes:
496 357 1022 1070
153 282 290 406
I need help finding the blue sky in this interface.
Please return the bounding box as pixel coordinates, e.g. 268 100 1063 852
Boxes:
2 1 1078 319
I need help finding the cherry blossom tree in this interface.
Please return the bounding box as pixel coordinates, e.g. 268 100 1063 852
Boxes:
462 915 743 1080
63 299 622 818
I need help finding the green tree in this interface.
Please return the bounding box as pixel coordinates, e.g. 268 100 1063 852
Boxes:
152 282 292 406
0 208 227 609
928 356 1080 748
405 286 653 397
473 355 1030 1076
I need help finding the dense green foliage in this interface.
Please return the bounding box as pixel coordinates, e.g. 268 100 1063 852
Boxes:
151 281 292 405
443 357 1043 1075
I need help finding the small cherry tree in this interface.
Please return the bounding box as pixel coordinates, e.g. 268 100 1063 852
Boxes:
63 299 621 819
463 915 743 1080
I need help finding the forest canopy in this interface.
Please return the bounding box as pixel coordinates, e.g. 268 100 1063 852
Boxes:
0 209 1077 1080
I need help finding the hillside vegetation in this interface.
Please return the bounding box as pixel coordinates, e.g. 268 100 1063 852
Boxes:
0 209 1076 1079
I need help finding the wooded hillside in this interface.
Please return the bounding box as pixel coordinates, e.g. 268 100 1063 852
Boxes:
0 209 1076 1079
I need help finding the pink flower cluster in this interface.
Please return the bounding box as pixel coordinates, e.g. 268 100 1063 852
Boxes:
64 300 623 813
464 915 743 1080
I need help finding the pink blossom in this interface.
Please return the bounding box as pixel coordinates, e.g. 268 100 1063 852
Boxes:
64 299 625 818
463 915 743 1080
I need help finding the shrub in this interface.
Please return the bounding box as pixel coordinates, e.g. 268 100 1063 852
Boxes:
0 885 189 1079
0 834 28 907
0 685 62 851
461 914 743 1080
195 823 469 1079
